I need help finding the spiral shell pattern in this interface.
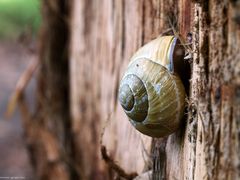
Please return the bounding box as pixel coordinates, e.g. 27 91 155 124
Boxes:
118 36 186 137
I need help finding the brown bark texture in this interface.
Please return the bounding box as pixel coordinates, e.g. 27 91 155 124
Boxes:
19 0 76 179
22 0 240 179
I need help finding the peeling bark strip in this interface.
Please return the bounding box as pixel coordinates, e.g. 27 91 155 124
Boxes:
24 0 240 179
101 146 138 179
152 138 167 180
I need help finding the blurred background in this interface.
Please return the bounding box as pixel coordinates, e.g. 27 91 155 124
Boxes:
0 0 40 178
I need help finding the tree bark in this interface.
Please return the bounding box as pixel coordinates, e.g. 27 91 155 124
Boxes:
20 0 76 179
22 0 240 179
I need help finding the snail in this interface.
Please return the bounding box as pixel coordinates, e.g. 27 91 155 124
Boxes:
118 36 187 137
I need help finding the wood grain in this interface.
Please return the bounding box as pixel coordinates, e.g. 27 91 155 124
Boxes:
24 0 240 179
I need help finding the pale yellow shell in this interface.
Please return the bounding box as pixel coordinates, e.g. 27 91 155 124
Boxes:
118 36 186 137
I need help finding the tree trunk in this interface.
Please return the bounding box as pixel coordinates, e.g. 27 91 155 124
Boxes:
20 0 75 179
22 0 240 179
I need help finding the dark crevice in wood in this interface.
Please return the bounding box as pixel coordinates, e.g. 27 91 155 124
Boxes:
200 0 210 83
113 69 120 112
201 34 209 82
152 138 167 180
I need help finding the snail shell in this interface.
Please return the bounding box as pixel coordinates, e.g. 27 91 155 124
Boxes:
118 36 186 137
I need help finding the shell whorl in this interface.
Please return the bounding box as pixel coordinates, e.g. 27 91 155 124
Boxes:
119 36 186 137
119 74 149 122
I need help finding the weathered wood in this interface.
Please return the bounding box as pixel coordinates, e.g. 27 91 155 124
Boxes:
23 0 240 179
70 0 179 178
70 0 240 179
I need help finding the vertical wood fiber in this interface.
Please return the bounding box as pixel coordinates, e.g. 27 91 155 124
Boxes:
28 0 240 179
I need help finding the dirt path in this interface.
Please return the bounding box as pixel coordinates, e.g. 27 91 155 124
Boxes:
0 41 34 179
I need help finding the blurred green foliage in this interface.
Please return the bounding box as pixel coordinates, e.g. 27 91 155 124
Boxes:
0 0 41 40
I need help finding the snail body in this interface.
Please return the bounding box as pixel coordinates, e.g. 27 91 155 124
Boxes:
118 36 186 137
